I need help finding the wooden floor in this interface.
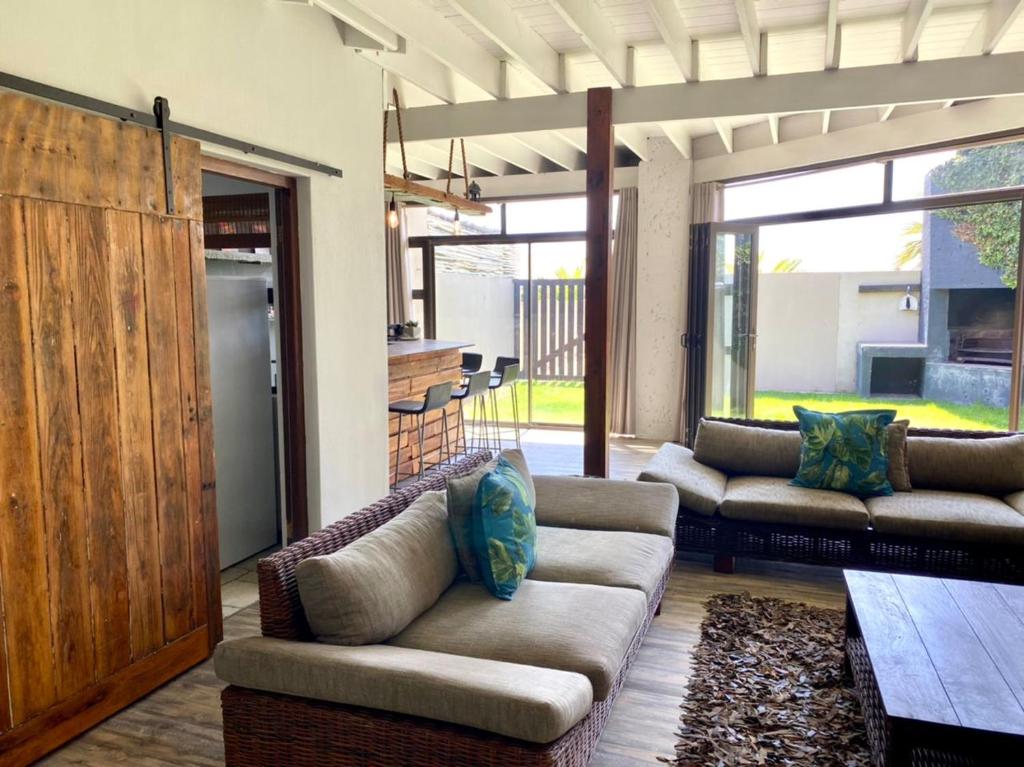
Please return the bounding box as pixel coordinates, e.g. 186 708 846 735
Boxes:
41 434 847 767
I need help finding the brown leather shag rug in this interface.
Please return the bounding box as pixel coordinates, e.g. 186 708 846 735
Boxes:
664 593 870 767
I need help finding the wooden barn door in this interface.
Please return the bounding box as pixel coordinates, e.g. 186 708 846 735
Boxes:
0 91 220 765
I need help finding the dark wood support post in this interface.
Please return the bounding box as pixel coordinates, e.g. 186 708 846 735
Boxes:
584 87 613 478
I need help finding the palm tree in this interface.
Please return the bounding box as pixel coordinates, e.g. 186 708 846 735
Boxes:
895 222 923 270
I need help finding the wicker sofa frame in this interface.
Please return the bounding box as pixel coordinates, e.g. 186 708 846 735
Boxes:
223 451 671 767
674 418 1024 584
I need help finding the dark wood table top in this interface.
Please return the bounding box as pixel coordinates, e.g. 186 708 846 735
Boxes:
845 570 1024 736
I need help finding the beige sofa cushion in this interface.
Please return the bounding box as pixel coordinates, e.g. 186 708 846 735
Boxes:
694 420 801 477
296 490 455 645
907 435 1024 496
533 475 678 538
1006 491 1024 515
528 526 673 600
638 442 726 516
720 476 870 530
887 420 912 492
866 490 1024 545
215 638 592 744
388 580 646 700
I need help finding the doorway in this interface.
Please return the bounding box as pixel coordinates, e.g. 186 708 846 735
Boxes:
199 159 307 604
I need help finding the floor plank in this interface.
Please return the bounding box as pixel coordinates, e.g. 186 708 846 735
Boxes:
43 435 846 766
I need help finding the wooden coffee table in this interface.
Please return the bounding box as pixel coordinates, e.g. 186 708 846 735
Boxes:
844 570 1024 767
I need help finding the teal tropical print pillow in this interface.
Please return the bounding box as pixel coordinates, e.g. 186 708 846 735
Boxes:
470 456 537 600
790 406 896 498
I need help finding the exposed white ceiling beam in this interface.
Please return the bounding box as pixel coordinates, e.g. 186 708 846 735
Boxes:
388 52 1024 140
825 0 841 70
822 110 831 134
643 0 695 82
407 141 510 177
659 123 692 159
712 119 734 153
616 125 651 161
512 133 582 170
361 44 459 104
733 0 764 75
448 0 563 93
901 0 936 62
695 94 1024 183
878 104 897 121
347 0 503 97
314 0 400 50
964 0 1024 55
767 114 779 144
470 136 545 174
548 0 632 87
387 155 441 180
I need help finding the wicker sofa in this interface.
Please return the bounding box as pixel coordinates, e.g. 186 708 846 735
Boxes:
214 451 679 767
639 419 1024 583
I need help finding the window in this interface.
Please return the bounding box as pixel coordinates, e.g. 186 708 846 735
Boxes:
892 140 1024 201
724 162 886 220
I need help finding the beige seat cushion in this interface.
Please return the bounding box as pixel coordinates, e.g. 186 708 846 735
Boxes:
215 638 592 744
528 526 673 600
866 490 1024 545
907 435 1024 496
638 442 726 516
693 420 802 477
1006 491 1024 515
720 476 870 531
533 475 678 538
388 580 647 700
296 490 455 645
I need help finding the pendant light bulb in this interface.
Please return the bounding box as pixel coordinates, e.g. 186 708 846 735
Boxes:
452 208 462 236
387 194 399 229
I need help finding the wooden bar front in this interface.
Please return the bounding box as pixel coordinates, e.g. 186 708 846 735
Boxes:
388 340 469 481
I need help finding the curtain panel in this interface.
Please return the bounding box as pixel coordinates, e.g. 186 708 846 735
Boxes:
610 186 639 435
385 206 411 325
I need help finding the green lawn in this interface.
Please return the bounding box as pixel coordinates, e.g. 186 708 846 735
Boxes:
754 391 1010 432
492 383 1011 432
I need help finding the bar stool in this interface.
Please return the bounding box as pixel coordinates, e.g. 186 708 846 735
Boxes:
461 352 483 379
451 371 492 456
489 361 522 450
389 381 454 489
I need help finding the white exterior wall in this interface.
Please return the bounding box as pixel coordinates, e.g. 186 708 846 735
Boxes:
636 137 691 441
756 271 921 393
1 0 390 527
434 273 516 370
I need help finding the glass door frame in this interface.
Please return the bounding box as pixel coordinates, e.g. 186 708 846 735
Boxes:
706 223 760 421
410 231 588 428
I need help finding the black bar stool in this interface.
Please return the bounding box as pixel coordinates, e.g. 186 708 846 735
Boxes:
461 352 483 379
389 381 454 489
451 370 492 457
488 361 522 450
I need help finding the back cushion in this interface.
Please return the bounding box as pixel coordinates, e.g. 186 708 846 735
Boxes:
296 490 456 645
907 435 1024 496
693 420 801 477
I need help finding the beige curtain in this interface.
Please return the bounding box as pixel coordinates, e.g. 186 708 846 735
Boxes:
678 182 724 443
610 186 638 435
385 204 411 325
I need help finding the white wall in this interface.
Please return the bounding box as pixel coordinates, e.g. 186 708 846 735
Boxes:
434 273 516 370
1 0 390 527
756 271 921 393
636 137 691 441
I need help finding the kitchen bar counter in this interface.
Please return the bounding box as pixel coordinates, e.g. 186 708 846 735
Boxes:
388 339 472 482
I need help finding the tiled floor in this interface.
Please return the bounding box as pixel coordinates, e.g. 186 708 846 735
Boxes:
219 546 279 619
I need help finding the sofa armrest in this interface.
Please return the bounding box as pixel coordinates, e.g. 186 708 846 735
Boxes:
638 442 727 517
532 475 678 538
214 638 592 744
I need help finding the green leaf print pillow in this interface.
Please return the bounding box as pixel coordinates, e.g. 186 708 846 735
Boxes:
470 455 537 600
790 406 896 498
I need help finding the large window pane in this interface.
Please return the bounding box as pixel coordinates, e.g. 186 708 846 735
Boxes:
724 162 885 220
427 205 503 235
751 202 1020 431
505 197 587 234
892 140 1024 201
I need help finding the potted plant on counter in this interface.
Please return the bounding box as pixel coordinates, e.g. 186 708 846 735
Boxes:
402 320 421 340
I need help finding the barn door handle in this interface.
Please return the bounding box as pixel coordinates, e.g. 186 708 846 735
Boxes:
153 96 175 215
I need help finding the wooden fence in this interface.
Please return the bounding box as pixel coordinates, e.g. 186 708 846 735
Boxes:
513 279 585 381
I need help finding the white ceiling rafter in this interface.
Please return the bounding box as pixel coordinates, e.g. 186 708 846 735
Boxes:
313 0 400 50
902 0 937 62
512 133 582 171
825 0 841 70
548 0 633 87
643 0 695 82
879 104 897 121
659 122 692 159
387 52 1024 141
733 0 764 76
386 154 440 180
615 125 651 161
364 44 459 104
447 0 564 93
713 119 734 153
470 136 546 173
822 110 831 134
767 114 779 144
964 0 1024 55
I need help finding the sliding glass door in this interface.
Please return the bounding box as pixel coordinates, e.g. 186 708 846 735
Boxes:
706 225 760 419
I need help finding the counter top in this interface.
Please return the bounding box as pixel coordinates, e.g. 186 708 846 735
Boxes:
387 338 474 360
